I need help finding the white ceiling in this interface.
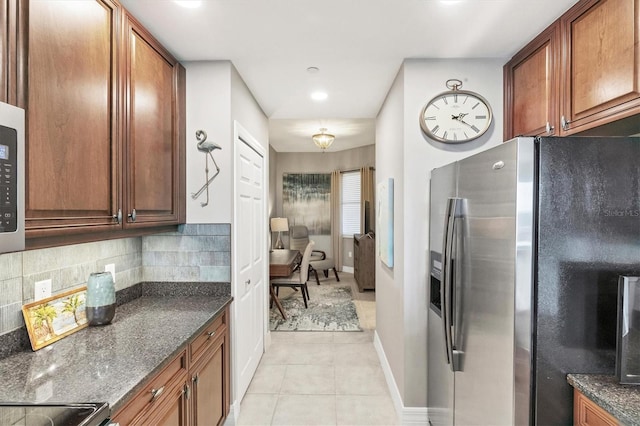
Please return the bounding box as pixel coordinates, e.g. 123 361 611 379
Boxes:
119 0 576 152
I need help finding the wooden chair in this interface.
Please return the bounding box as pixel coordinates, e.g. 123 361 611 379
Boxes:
271 240 315 308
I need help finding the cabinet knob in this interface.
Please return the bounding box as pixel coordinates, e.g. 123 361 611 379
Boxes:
128 209 137 222
184 384 191 400
113 209 122 224
192 374 200 385
207 330 216 339
150 386 164 401
545 122 555 134
560 115 570 131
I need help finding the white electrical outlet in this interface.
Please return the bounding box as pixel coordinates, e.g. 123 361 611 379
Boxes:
105 263 116 283
348 251 352 258
34 279 52 301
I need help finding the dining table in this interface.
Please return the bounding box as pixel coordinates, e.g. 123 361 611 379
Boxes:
269 249 302 319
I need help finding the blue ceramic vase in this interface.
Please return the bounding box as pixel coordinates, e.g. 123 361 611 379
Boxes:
86 271 116 326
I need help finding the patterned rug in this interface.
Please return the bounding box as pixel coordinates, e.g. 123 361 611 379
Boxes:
269 284 362 331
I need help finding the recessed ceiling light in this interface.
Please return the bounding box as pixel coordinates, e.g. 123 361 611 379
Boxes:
311 91 328 101
174 0 202 8
307 67 320 74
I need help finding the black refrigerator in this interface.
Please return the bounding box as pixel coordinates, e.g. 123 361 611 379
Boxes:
427 136 640 425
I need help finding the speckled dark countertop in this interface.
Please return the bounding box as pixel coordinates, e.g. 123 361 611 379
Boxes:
568 374 640 425
0 282 232 415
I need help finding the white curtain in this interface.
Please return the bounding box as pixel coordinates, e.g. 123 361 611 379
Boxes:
331 170 343 271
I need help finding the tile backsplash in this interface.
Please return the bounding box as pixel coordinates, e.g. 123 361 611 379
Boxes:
0 224 231 337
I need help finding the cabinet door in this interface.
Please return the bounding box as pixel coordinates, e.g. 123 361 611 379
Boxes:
504 22 560 140
191 333 228 426
137 381 189 426
123 13 185 228
560 0 640 133
26 0 120 237
0 0 25 106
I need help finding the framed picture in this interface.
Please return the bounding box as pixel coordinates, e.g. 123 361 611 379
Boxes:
282 173 331 235
22 286 88 351
377 178 394 268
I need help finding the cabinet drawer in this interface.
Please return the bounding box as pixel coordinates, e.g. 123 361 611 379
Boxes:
112 350 187 425
191 311 226 365
574 389 618 426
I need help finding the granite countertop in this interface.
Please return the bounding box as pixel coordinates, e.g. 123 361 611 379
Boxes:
568 374 640 425
0 284 232 414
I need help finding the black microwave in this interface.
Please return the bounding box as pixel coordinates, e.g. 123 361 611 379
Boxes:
0 101 24 254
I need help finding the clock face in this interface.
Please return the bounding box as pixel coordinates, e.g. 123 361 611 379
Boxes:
420 90 493 143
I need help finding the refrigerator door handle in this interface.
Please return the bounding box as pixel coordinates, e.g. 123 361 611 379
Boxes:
450 198 465 372
442 197 460 369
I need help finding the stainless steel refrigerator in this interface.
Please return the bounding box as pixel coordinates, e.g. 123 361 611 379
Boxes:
427 136 640 425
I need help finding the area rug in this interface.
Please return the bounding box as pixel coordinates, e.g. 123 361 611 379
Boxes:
269 284 362 331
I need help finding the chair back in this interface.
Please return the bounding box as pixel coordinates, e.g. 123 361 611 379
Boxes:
289 225 310 252
299 240 315 283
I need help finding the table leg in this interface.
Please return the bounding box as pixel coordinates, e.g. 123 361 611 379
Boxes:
270 284 287 320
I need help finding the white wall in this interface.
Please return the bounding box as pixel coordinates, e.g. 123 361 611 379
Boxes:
185 61 233 223
184 61 268 224
375 58 506 413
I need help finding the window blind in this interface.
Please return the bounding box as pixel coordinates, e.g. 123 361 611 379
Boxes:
341 171 361 236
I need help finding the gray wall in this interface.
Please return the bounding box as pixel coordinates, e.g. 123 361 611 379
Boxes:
376 58 505 411
269 144 375 268
0 224 231 337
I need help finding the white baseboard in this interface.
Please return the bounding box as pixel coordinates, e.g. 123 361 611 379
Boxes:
342 266 354 274
374 331 429 426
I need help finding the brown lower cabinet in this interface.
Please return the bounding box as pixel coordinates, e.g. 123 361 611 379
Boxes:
573 389 618 426
112 308 229 426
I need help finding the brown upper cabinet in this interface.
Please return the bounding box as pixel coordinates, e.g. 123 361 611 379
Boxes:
0 0 26 106
503 22 560 139
23 0 185 245
123 12 186 229
504 0 640 139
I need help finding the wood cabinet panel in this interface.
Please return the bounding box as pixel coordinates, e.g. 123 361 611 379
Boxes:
21 2 185 245
192 335 225 426
0 0 25 106
142 382 189 426
503 23 559 139
563 0 639 128
124 14 183 228
574 389 618 426
505 0 640 137
25 0 120 235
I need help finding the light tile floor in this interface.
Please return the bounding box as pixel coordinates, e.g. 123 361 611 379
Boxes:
236 331 400 426
236 274 397 425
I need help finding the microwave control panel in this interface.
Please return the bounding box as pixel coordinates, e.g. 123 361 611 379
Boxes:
0 125 17 233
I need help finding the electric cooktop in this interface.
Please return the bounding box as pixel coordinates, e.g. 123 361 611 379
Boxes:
0 402 110 426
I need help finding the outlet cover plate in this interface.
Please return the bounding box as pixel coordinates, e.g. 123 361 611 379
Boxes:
34 279 52 301
105 263 116 283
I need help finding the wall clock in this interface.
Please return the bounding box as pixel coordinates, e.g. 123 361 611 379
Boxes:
419 79 493 143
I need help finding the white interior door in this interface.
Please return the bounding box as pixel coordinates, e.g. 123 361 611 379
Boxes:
233 123 266 405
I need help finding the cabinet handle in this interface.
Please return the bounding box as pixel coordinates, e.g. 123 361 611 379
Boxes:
113 209 122 224
192 374 199 385
545 122 554 134
560 115 570 131
128 209 137 222
207 330 216 339
184 383 191 400
150 386 164 401
245 279 251 285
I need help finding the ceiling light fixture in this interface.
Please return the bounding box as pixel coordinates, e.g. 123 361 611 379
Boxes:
311 91 328 101
174 0 202 8
312 128 335 152
306 66 320 73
